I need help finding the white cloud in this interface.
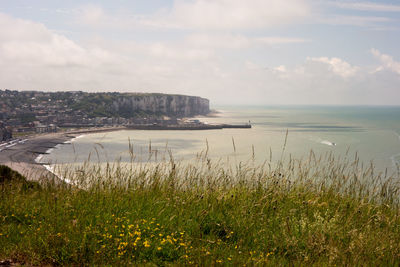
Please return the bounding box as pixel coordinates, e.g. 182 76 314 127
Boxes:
148 42 213 60
79 5 106 26
75 0 312 30
319 15 392 27
185 34 309 49
371 48 400 75
331 1 400 12
233 55 399 105
307 57 359 78
74 1 399 32
0 11 399 105
274 65 287 72
169 0 311 30
0 13 114 68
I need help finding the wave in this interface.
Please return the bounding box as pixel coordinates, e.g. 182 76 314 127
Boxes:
320 140 336 146
43 164 75 185
391 153 400 169
35 154 43 163
391 132 400 170
71 134 86 143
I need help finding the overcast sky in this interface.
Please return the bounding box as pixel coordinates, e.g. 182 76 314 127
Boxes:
0 0 399 105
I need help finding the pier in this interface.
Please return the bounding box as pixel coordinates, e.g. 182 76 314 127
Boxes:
125 123 251 130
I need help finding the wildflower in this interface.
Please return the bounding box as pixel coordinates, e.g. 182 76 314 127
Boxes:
157 247 162 251
144 240 151 247
216 259 222 263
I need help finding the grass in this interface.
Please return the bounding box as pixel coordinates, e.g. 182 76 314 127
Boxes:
1 145 400 266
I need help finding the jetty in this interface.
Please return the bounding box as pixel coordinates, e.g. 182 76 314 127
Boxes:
126 123 251 130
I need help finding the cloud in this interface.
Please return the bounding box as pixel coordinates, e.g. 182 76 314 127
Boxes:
75 0 312 30
371 49 400 75
73 1 396 34
234 55 399 105
148 42 213 60
307 57 359 78
331 1 400 12
79 5 106 26
319 15 392 27
185 34 309 49
274 65 287 72
169 0 311 30
0 11 399 105
0 13 114 68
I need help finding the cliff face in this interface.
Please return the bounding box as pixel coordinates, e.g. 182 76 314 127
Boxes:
112 94 210 117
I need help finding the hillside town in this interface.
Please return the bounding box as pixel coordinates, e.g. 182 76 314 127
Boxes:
0 90 211 140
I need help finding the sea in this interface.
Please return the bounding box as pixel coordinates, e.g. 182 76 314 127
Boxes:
40 106 400 177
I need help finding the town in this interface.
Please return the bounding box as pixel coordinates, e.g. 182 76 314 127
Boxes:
0 90 230 141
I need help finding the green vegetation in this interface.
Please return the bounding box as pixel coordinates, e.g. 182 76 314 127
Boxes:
70 93 120 118
1 149 400 265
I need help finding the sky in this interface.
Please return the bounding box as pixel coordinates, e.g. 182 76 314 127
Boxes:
0 0 399 105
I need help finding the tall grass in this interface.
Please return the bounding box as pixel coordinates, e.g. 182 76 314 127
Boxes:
1 142 400 265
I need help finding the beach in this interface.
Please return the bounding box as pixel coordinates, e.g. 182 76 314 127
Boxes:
0 127 126 182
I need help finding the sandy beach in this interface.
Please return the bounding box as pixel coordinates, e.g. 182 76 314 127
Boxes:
0 127 126 182
0 133 72 182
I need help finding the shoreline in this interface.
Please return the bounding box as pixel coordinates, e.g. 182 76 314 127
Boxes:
0 132 73 183
0 126 127 183
1 110 247 182
0 125 167 183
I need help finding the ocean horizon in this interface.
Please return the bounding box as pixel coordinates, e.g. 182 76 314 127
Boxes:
40 105 400 177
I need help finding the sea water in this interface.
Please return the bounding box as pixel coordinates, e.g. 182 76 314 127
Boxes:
40 106 400 176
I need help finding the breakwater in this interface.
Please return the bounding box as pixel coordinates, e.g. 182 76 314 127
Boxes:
126 124 251 130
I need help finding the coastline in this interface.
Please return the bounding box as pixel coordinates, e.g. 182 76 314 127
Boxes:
0 126 126 183
0 115 237 182
0 132 72 183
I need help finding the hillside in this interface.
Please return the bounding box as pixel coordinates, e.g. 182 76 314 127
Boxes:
1 152 400 265
0 90 210 131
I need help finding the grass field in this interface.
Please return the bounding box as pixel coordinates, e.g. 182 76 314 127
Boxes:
1 147 400 266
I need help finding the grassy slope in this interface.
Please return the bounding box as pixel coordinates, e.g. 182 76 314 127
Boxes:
1 152 400 266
